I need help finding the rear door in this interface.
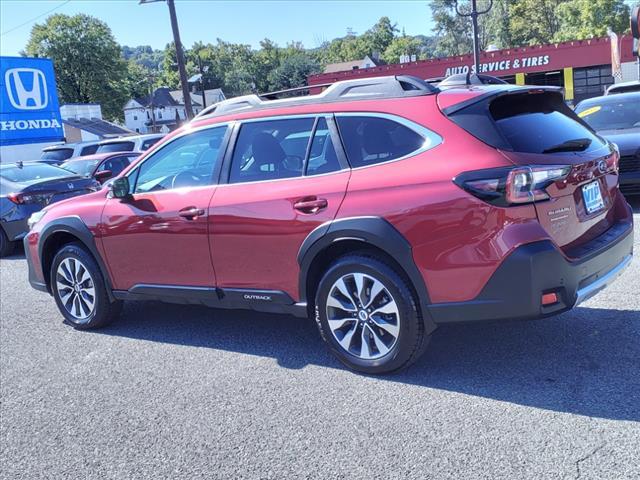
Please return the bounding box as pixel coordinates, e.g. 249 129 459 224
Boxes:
209 115 350 299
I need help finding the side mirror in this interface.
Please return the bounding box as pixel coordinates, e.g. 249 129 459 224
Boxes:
111 176 131 199
94 170 113 183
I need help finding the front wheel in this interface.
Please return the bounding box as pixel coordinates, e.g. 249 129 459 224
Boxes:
51 243 122 329
314 254 429 374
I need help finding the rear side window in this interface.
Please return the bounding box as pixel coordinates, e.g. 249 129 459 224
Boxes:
229 117 315 184
336 116 427 168
80 144 99 156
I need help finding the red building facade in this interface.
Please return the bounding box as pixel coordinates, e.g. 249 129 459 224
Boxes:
308 36 637 103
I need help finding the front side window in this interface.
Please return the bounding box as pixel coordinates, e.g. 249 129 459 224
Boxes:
336 116 427 168
98 155 133 178
132 126 227 193
229 117 314 184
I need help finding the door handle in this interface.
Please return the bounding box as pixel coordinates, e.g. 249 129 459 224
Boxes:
178 207 205 219
293 197 328 214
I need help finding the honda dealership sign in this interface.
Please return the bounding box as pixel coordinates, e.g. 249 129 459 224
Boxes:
0 57 64 145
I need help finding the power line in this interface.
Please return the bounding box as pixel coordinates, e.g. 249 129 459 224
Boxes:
1 0 71 37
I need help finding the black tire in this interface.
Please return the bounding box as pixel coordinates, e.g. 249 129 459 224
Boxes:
50 242 122 329
0 228 15 257
314 254 430 374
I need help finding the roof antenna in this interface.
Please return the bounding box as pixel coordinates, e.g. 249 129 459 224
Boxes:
465 68 472 86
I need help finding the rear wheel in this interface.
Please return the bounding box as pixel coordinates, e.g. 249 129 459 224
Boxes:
0 228 15 257
51 243 122 329
314 254 429 374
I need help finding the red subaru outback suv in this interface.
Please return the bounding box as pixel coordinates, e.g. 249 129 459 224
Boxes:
24 75 634 374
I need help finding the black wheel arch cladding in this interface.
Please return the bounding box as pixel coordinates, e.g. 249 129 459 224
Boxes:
38 216 115 301
298 216 436 334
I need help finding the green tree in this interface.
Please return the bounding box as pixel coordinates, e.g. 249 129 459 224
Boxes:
509 0 566 46
383 35 424 63
24 14 128 121
267 54 321 91
554 0 630 41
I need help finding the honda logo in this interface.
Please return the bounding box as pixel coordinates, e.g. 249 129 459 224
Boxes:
5 68 48 110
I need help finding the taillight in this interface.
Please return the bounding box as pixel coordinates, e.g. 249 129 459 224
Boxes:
7 192 54 205
454 165 570 206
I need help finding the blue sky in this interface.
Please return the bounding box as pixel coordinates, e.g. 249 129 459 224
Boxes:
0 0 435 56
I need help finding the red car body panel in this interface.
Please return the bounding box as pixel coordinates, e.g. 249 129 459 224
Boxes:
210 171 350 295
99 186 217 289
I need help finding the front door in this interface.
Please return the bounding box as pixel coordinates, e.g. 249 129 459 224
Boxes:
100 125 229 290
210 115 350 299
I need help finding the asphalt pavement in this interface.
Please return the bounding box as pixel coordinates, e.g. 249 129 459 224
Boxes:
1 199 639 479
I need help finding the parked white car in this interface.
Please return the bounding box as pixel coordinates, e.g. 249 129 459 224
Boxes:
40 140 103 164
95 134 164 153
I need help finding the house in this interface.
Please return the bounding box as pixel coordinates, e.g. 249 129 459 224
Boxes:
323 55 380 74
59 104 132 142
124 87 226 134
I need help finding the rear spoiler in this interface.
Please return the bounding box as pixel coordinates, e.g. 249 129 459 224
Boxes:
441 85 564 116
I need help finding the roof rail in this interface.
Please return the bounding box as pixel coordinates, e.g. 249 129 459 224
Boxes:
438 73 508 88
259 82 334 100
191 75 439 122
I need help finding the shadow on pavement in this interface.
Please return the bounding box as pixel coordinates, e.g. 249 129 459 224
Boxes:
628 196 640 213
99 301 640 421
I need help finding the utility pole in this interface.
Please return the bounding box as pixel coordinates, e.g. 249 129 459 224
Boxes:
455 0 493 75
139 0 194 119
197 56 207 108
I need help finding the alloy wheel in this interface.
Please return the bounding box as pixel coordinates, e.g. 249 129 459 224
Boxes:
325 272 400 360
56 257 96 322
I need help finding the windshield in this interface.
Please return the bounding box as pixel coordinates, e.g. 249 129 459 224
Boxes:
575 97 640 131
0 163 73 183
41 148 74 161
97 141 135 153
61 159 100 177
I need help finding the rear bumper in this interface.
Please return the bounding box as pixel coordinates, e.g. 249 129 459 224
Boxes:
428 218 634 324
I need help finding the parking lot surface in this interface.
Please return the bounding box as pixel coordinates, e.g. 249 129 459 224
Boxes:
1 199 639 479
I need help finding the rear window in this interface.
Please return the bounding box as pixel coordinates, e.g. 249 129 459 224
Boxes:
447 91 607 154
0 163 71 183
97 141 135 153
575 97 640 131
41 148 73 161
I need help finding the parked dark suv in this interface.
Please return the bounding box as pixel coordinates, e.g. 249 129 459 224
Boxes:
24 75 634 374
